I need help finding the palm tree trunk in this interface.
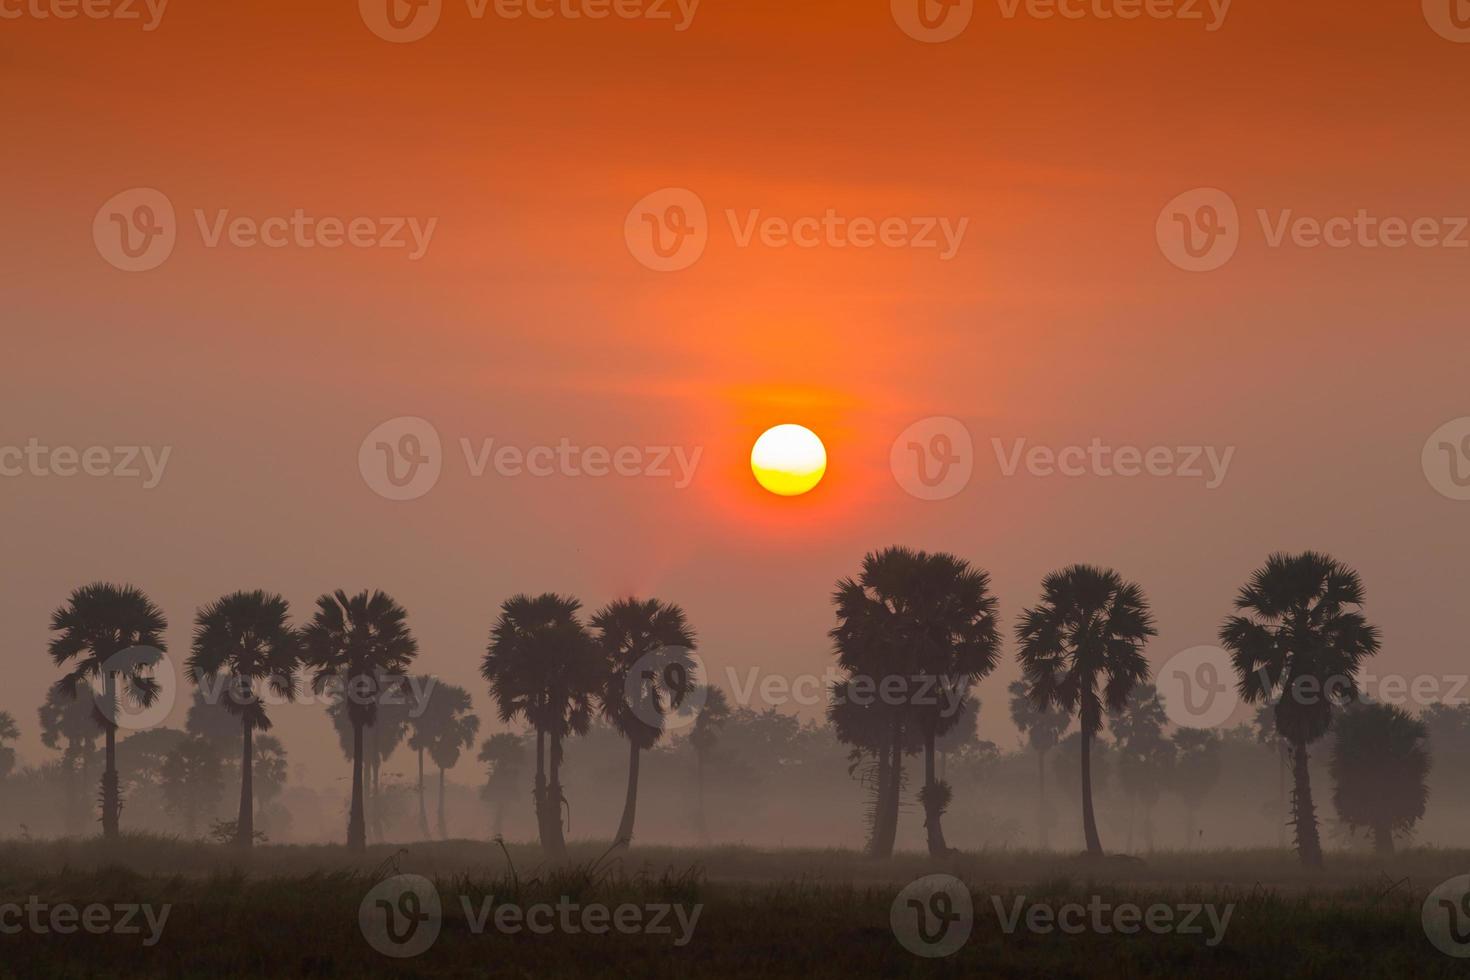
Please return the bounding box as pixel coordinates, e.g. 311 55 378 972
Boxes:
417 747 430 839
437 764 447 840
1277 739 1287 849
493 798 506 838
534 727 552 851
237 718 254 849
1080 728 1103 856
1373 822 1394 855
1126 795 1136 854
1289 739 1323 868
368 723 382 844
100 671 120 840
871 725 902 859
615 741 640 845
1037 748 1049 851
348 721 366 851
546 729 568 859
922 729 948 856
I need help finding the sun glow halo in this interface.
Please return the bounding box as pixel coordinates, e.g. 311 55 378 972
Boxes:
750 424 827 497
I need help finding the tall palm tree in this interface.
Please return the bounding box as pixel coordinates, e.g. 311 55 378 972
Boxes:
48 583 168 839
405 674 438 839
479 733 528 838
424 682 479 839
1219 552 1380 868
591 597 698 846
688 685 729 843
38 685 100 835
832 547 1001 857
1008 679 1069 851
1016 565 1156 857
482 593 602 860
185 590 301 850
1329 703 1430 855
301 589 418 852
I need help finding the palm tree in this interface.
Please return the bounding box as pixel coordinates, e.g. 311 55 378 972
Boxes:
1108 681 1173 853
1168 727 1222 848
482 593 602 859
405 674 437 839
185 590 301 850
1329 703 1430 855
832 547 1001 857
48 583 168 839
1008 679 1069 850
38 685 100 835
160 734 224 837
479 733 528 837
424 682 479 839
591 597 698 846
1219 552 1381 868
0 713 18 781
1016 565 1156 857
688 685 730 843
301 589 418 852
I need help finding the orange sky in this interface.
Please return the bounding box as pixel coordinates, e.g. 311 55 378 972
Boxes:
3 0 1469 780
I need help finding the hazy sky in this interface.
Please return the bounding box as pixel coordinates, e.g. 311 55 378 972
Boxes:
4 0 1469 784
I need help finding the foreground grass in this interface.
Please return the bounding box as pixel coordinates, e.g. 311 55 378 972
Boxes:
0 836 1464 978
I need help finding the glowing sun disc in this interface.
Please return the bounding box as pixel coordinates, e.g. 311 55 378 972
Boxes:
751 424 827 496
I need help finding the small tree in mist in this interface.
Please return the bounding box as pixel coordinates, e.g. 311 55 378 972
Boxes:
479 733 528 838
1168 727 1222 848
688 685 730 843
1008 680 1069 850
39 685 100 836
186 590 301 850
591 597 698 846
1329 703 1430 855
0 713 18 781
302 589 419 852
1108 682 1172 853
49 583 168 840
423 683 479 839
482 594 601 860
160 735 224 837
1220 552 1380 869
406 675 438 839
1016 565 1156 857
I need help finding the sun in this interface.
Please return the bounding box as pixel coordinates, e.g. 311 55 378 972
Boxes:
751 424 827 496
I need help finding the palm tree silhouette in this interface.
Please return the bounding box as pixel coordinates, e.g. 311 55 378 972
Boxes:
38 685 100 835
479 732 528 838
688 685 730 843
1168 727 1222 848
591 597 698 846
832 547 1001 857
185 590 301 850
1008 679 1069 851
405 674 438 839
1107 681 1172 853
48 583 168 839
0 713 18 781
1016 565 1156 857
1329 703 1430 855
1219 551 1381 868
327 688 413 844
482 593 601 860
422 682 479 839
160 734 224 837
301 589 418 852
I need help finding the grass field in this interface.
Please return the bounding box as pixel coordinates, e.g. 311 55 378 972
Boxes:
0 837 1465 978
